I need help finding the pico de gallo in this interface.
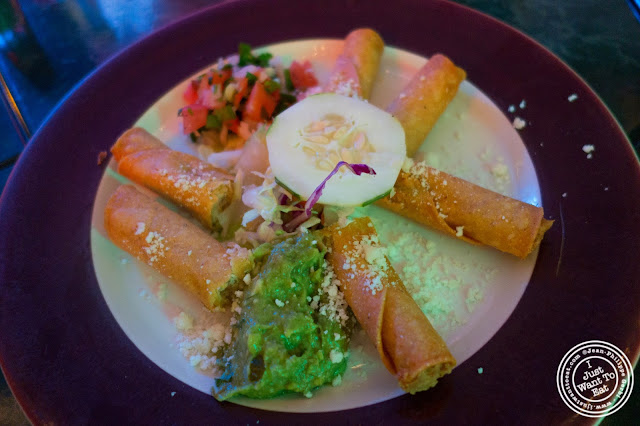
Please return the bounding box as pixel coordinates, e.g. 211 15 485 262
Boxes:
178 43 319 151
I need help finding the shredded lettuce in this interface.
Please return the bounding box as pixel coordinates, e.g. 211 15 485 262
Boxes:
241 168 301 229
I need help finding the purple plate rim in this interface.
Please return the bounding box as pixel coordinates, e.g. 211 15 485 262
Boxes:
1 0 639 424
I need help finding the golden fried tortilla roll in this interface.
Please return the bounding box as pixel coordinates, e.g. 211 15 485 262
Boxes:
327 217 456 393
378 160 553 258
104 185 252 309
324 28 384 100
386 54 466 156
111 127 166 159
111 127 234 232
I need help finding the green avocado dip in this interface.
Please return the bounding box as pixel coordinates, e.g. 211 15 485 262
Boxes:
213 232 352 400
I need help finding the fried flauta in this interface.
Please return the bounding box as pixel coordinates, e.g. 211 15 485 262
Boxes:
111 127 234 232
386 54 466 156
104 185 252 309
378 161 553 258
327 217 456 394
324 28 384 100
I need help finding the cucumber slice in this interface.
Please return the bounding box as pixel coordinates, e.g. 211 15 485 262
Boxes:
266 93 406 206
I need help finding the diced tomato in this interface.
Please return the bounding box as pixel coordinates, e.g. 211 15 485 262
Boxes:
271 89 281 103
244 82 276 121
179 104 208 134
197 76 210 94
209 67 232 85
183 80 199 104
233 77 249 108
196 74 226 109
233 93 243 109
289 60 318 89
227 118 240 134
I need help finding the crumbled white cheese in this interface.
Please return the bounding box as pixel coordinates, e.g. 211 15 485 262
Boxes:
143 232 167 263
330 349 344 364
568 93 578 102
341 233 388 295
363 244 387 270
491 163 510 186
401 157 415 173
353 210 495 339
512 117 526 130
134 222 146 235
176 316 229 374
174 312 194 331
313 262 350 325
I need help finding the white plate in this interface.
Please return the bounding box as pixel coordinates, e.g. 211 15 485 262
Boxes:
90 39 541 412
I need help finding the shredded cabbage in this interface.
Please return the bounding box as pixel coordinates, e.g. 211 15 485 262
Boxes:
283 161 375 232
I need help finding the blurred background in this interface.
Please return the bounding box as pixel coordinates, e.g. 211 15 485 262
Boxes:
0 0 638 424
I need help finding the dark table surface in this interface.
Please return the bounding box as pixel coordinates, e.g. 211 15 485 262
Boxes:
0 0 638 424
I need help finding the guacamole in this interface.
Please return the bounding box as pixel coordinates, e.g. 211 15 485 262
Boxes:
213 233 352 400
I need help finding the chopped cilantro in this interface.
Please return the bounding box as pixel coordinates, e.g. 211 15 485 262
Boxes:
274 93 297 115
256 52 273 67
238 43 253 66
215 105 236 122
263 79 280 94
206 114 222 130
283 68 295 92
238 43 273 67
245 72 258 85
206 106 237 130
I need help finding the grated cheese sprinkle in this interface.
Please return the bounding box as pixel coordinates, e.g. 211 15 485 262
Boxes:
143 232 167 263
341 233 389 295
